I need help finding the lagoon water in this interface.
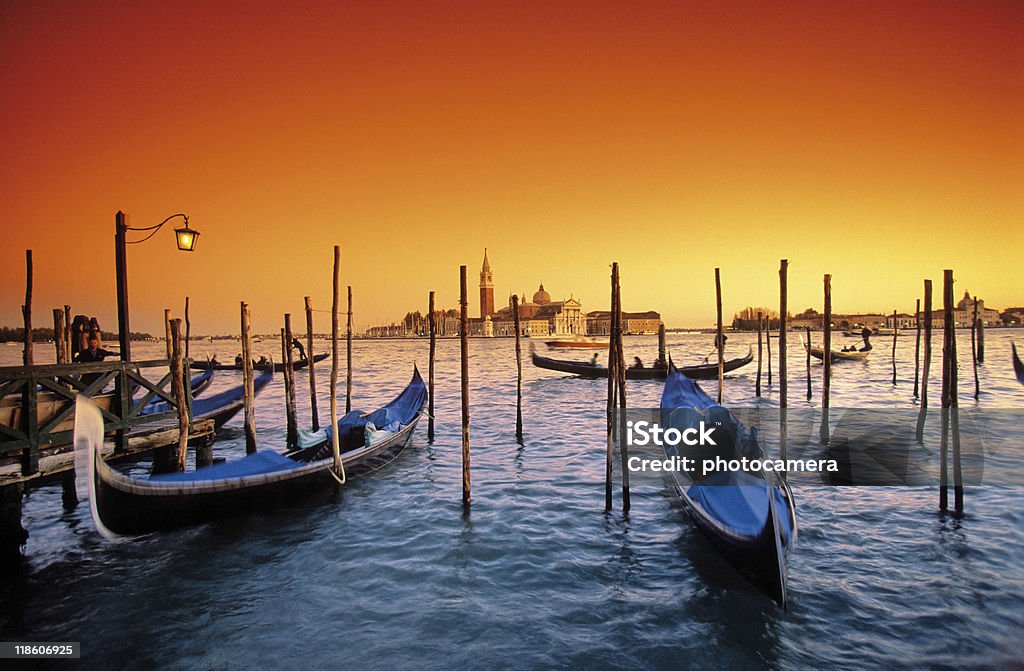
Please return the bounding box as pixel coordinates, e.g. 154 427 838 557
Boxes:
2 331 1023 669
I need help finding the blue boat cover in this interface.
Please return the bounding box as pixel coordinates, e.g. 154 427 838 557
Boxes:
147 367 424 483
151 450 303 482
324 367 426 447
661 370 793 542
141 369 272 417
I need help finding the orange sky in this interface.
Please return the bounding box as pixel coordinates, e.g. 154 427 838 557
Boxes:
1 1 1021 335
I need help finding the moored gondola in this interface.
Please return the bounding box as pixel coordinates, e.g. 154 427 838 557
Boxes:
660 361 797 607
190 352 329 372
140 368 273 430
1013 342 1024 386
530 345 753 380
801 335 871 362
74 366 426 536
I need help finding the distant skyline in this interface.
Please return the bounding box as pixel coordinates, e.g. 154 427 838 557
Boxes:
2 1 1021 335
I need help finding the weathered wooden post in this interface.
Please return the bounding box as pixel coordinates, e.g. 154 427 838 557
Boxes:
779 260 788 459
805 326 812 401
428 291 436 442
657 322 666 366
715 268 724 404
460 266 471 507
170 319 190 471
614 264 629 512
513 294 523 441
53 309 66 365
63 305 72 362
821 274 831 442
304 296 320 431
164 308 173 359
606 263 618 512
940 270 964 511
241 302 256 454
22 250 32 366
283 314 298 449
976 307 985 364
922 280 933 408
184 296 191 361
766 314 773 386
755 312 763 397
891 309 898 386
913 298 922 398
971 296 980 399
330 246 343 477
346 285 353 414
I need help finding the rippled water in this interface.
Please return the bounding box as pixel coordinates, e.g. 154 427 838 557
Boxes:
2 330 1023 669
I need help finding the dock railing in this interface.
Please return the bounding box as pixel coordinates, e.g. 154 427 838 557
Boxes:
0 358 194 476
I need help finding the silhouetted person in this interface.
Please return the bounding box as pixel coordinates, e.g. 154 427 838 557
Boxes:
74 330 117 386
631 356 645 369
292 338 307 362
860 328 873 352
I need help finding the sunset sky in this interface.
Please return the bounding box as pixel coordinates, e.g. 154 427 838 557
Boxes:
1 1 1021 335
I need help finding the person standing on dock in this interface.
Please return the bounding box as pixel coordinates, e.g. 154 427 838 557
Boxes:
74 330 117 385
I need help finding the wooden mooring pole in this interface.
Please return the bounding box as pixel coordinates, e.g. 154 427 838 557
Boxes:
53 309 66 365
922 280 933 408
913 298 922 398
460 266 471 507
822 274 831 443
657 322 666 367
940 269 964 512
805 326 812 401
241 302 256 454
755 311 763 397
184 296 191 361
766 314 773 387
330 246 343 477
606 264 617 512
428 291 436 442
170 319 190 471
715 268 724 404
892 309 898 386
22 250 33 366
779 260 788 459
513 294 523 442
614 263 629 512
346 285 353 414
164 308 173 359
283 314 298 449
976 307 985 364
304 296 320 431
63 305 72 362
971 296 980 399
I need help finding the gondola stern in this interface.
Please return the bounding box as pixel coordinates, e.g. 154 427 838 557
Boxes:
72 396 122 540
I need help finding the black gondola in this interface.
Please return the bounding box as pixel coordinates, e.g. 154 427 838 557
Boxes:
1013 342 1024 386
190 352 329 372
530 345 753 380
75 366 426 535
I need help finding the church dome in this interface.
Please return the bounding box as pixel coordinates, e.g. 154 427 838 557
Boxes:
533 283 551 305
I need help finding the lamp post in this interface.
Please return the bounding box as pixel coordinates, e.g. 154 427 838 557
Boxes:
114 210 200 361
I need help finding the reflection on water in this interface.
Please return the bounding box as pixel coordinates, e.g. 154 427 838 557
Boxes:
1 331 1022 669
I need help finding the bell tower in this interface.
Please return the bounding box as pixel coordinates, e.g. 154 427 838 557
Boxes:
479 248 494 318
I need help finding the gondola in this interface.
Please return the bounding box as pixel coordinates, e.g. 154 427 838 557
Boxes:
141 368 274 430
189 352 329 372
530 345 753 380
74 366 426 535
801 335 870 362
660 362 797 607
1013 342 1024 386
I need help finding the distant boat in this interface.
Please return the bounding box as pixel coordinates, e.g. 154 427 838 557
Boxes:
531 345 753 380
544 336 608 349
75 366 426 535
1013 342 1024 386
802 336 871 362
843 328 898 337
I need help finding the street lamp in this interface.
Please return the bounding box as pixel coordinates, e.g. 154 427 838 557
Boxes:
114 211 201 361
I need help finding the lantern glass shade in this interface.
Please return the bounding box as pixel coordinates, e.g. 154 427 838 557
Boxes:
174 225 199 251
